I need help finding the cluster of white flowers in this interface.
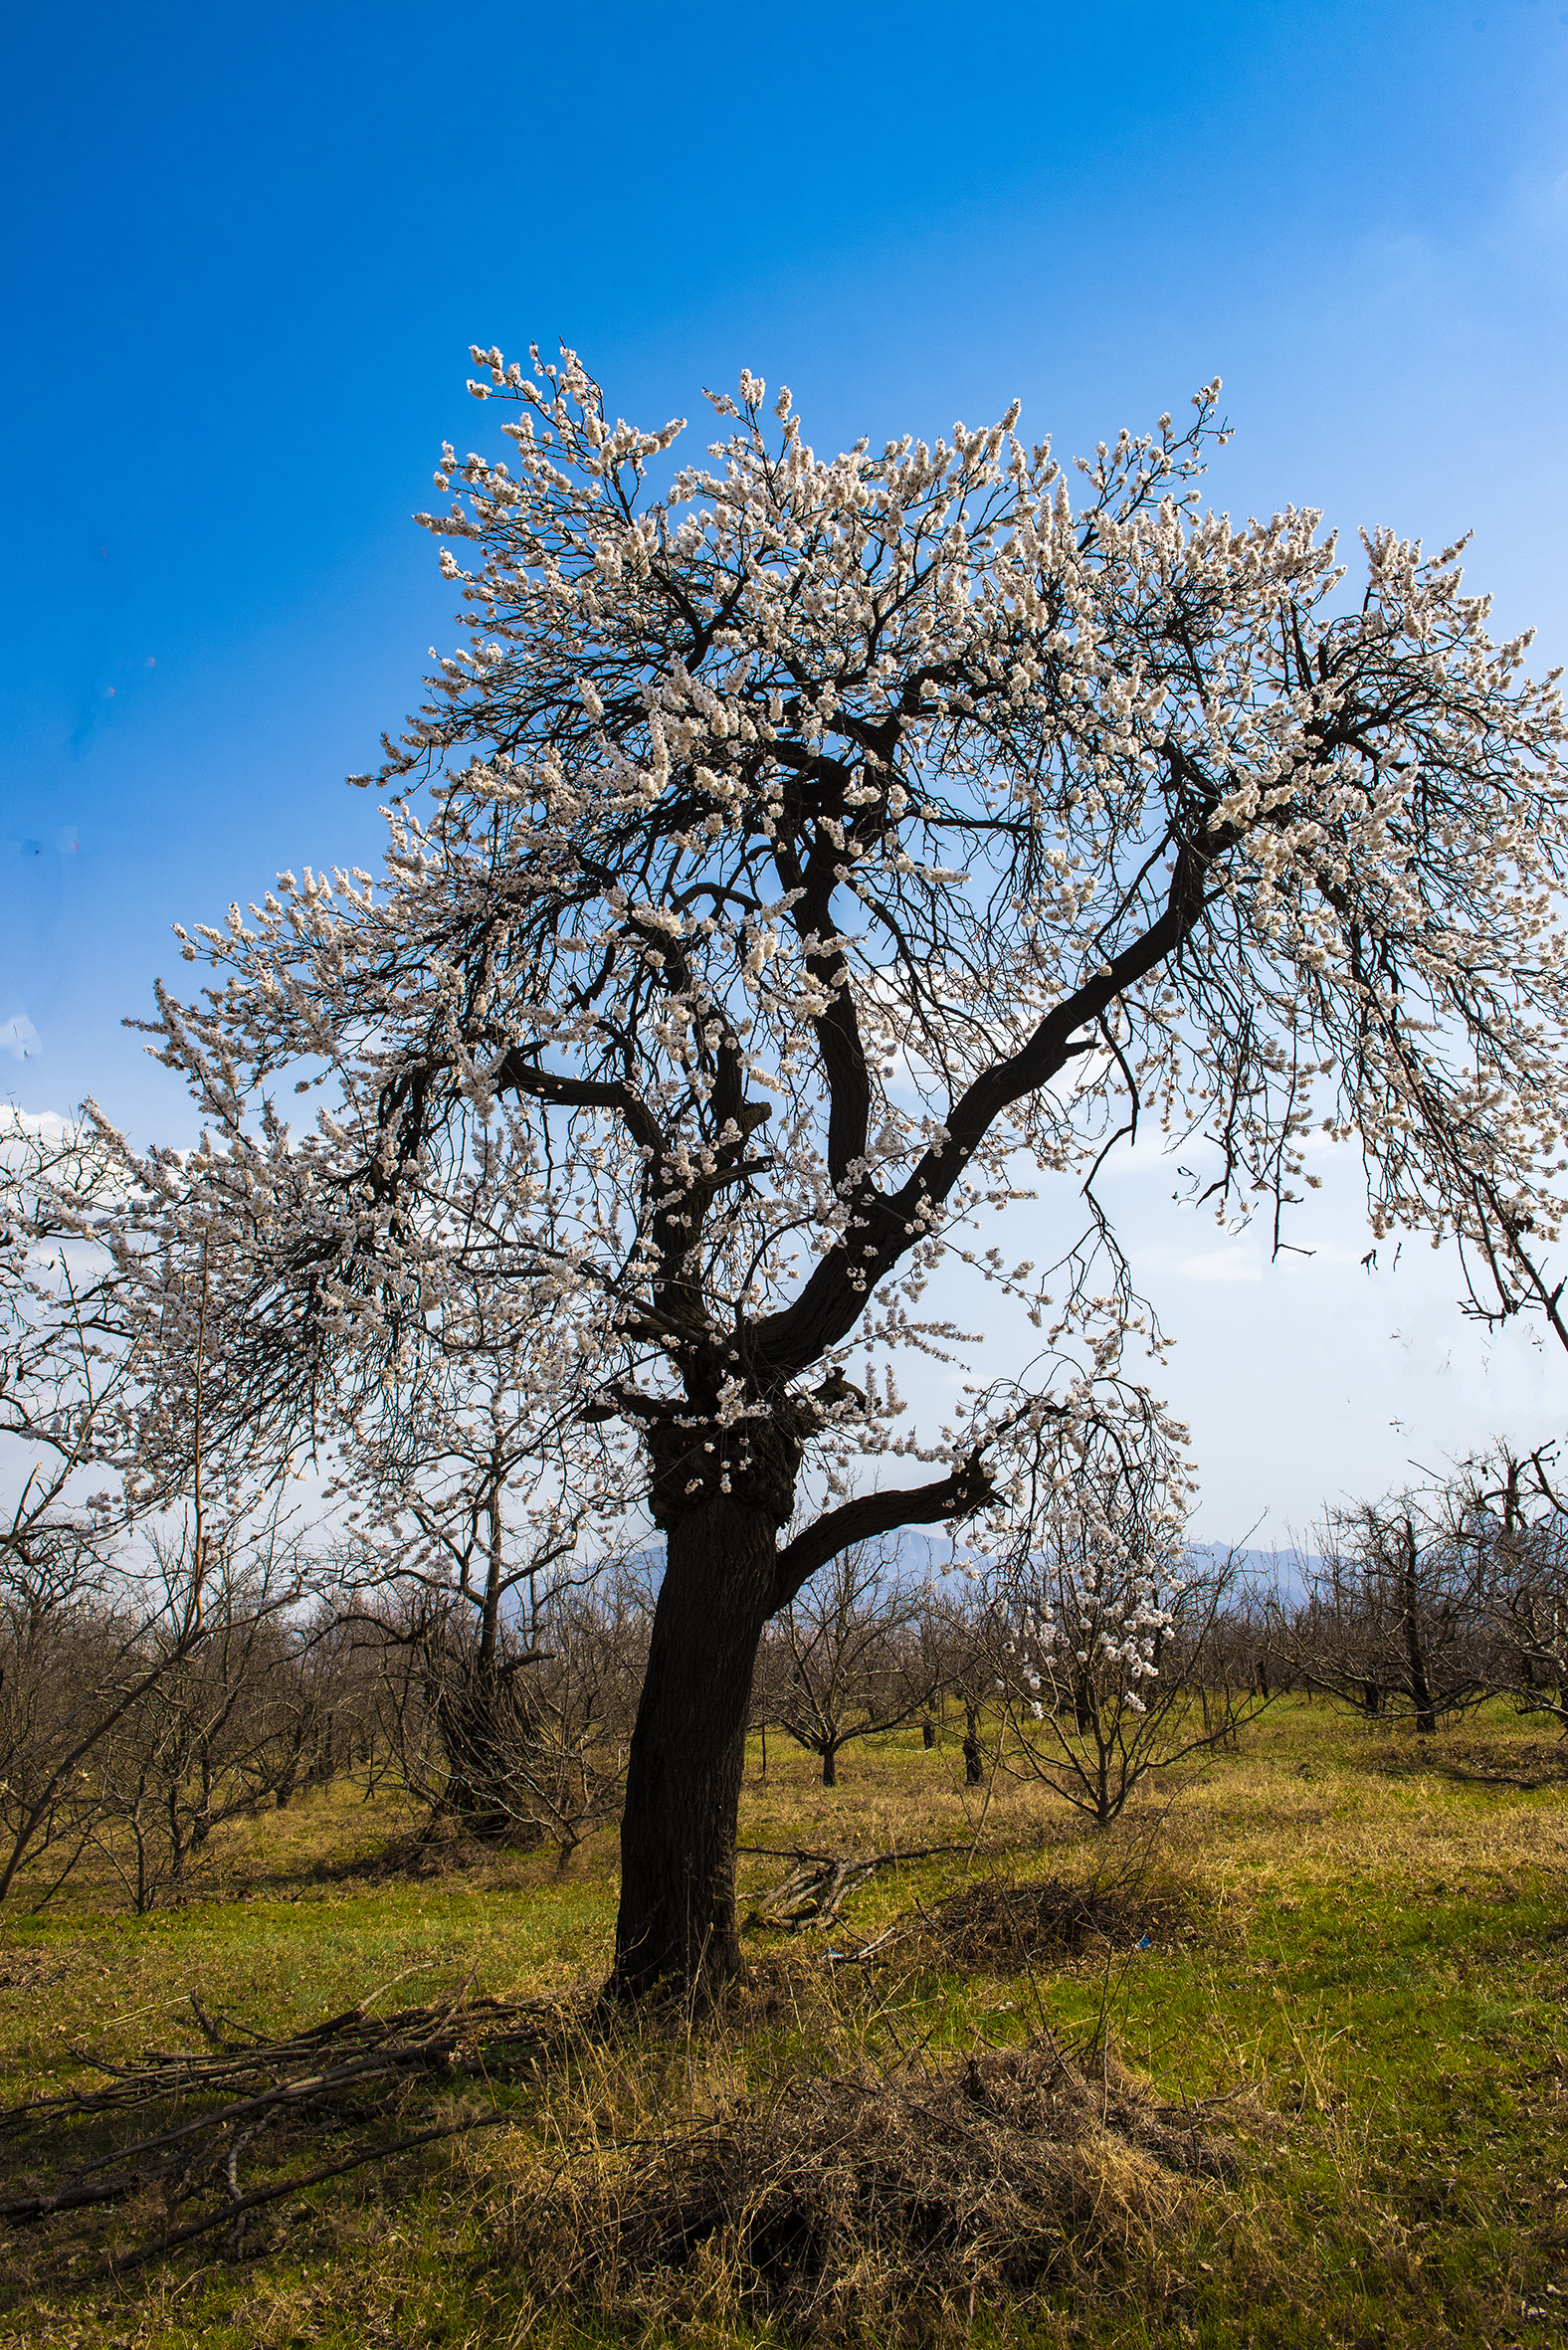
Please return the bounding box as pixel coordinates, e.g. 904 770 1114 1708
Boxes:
977 1376 1192 1711
117 344 1568 1563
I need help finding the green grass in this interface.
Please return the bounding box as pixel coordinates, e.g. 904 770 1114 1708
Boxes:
2 1699 1566 2346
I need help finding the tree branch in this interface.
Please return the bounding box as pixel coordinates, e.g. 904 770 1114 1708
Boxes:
769 1452 993 1613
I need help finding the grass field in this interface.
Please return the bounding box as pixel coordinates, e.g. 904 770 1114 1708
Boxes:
1 1697 1565 2347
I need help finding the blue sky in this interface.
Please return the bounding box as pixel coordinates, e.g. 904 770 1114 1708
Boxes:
4 0 1567 1536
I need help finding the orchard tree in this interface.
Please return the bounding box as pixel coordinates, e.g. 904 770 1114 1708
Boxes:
1283 1492 1488 1731
1467 1441 1568 1723
127 345 1568 1994
333 1307 631 1675
989 1403 1264 1824
0 1116 309 1903
772 1538 942 1787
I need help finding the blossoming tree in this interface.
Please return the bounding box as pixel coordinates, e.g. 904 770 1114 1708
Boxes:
988 1400 1261 1825
136 345 1568 1993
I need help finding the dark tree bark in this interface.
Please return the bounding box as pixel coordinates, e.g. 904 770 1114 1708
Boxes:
963 1702 983 1787
611 1422 985 1996
610 1493 779 1997
1402 1533 1439 1735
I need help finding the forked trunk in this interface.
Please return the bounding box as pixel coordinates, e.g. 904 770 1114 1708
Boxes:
611 1493 778 1998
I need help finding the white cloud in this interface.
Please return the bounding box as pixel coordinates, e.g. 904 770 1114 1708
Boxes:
0 1105 72 1179
0 1107 68 1140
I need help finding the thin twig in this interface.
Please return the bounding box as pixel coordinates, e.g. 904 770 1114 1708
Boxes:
87 2116 506 2281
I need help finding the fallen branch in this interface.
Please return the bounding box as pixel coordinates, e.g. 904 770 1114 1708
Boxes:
91 2114 508 2280
742 1843 972 1932
0 1982 575 2283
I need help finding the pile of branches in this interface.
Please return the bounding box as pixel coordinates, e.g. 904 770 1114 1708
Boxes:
0 1984 567 2282
514 2031 1237 2341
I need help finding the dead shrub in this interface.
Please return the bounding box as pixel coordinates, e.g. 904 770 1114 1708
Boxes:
510 2032 1235 2342
924 1871 1186 1970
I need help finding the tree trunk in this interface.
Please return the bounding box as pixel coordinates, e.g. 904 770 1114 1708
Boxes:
611 1493 778 1999
921 1718 936 1751
1403 1567 1437 1734
963 1701 983 1787
1094 1730 1115 1827
166 1775 185 1889
192 1743 213 1847
822 1745 837 1788
480 1465 503 1672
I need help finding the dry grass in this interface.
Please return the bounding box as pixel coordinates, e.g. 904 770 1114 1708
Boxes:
0 1698 1565 2346
510 2027 1231 2343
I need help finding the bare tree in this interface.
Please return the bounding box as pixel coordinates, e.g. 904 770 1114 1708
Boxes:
0 1117 162 1898
921 1572 1010 1786
91 1529 306 1910
770 1540 942 1787
117 346 1568 1994
1280 1492 1487 1733
0 1519 127 1900
365 1568 650 1863
0 1118 309 1902
330 1287 642 1846
1489 1532 1568 1727
746 1607 794 1779
333 1289 633 1681
1449 1441 1568 1726
493 1571 649 1863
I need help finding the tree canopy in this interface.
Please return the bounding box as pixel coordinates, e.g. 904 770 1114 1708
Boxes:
115 344 1567 1990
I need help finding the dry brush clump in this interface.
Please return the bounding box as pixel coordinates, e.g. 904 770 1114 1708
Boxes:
505 2027 1236 2343
0 1984 578 2291
920 1870 1192 1973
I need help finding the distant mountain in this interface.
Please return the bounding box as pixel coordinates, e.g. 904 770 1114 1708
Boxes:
1187 1544 1318 1599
